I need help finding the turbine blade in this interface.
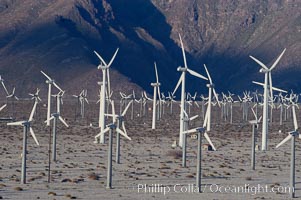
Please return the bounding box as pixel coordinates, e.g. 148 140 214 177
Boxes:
107 69 111 98
116 128 131 140
203 108 209 127
122 121 128 136
107 48 119 67
249 55 269 70
53 82 63 92
187 68 208 80
172 74 183 95
203 64 212 84
40 71 52 81
29 101 38 121
1 82 9 95
183 128 197 135
179 34 187 68
251 107 257 121
272 86 287 93
94 51 107 66
29 127 39 146
189 115 198 121
95 127 110 138
7 121 25 126
204 132 216 151
111 101 116 122
213 89 220 107
276 134 292 148
0 104 6 111
252 81 264 87
269 72 273 98
59 116 69 127
157 86 161 100
292 106 298 130
154 62 159 83
122 100 133 116
270 48 286 70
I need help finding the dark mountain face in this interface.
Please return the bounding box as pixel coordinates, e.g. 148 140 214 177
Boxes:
0 0 300 97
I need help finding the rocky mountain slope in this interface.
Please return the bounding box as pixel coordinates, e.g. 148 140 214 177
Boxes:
0 0 300 98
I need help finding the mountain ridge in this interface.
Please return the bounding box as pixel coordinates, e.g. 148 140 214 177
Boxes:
0 0 300 98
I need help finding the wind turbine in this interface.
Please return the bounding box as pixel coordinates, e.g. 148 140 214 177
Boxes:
73 89 89 119
250 48 286 151
41 71 63 126
94 101 131 189
0 75 9 95
94 48 119 144
276 104 299 198
104 100 132 164
249 108 262 170
203 64 220 132
46 90 69 161
29 88 42 102
151 62 161 129
28 88 42 119
182 127 207 193
6 87 19 117
172 34 208 147
181 109 198 167
7 100 39 184
166 92 176 114
136 92 147 117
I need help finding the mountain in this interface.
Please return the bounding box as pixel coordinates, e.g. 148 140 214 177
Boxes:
0 0 300 98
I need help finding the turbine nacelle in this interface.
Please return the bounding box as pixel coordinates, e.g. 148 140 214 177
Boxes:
22 121 30 126
151 82 161 87
107 123 117 129
259 68 269 73
97 81 107 85
51 113 60 118
45 80 54 85
196 127 206 133
206 83 215 88
117 115 124 120
177 66 186 72
98 65 109 70
289 131 299 137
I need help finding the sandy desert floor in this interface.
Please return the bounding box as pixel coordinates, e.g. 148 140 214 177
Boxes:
0 100 300 199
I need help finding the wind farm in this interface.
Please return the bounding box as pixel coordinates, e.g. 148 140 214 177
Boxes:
0 1 300 200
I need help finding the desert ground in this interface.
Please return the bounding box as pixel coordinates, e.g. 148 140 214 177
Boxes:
0 99 300 200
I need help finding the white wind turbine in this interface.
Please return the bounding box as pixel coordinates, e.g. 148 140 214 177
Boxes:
181 108 198 167
29 88 42 103
73 89 89 119
249 108 262 170
46 90 69 161
28 88 42 119
94 48 119 144
94 100 131 189
276 104 299 198
0 76 8 113
182 125 213 193
41 71 63 126
104 100 132 164
0 75 9 95
250 48 286 151
6 87 19 118
151 62 161 129
7 100 39 184
172 34 208 147
203 64 220 132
